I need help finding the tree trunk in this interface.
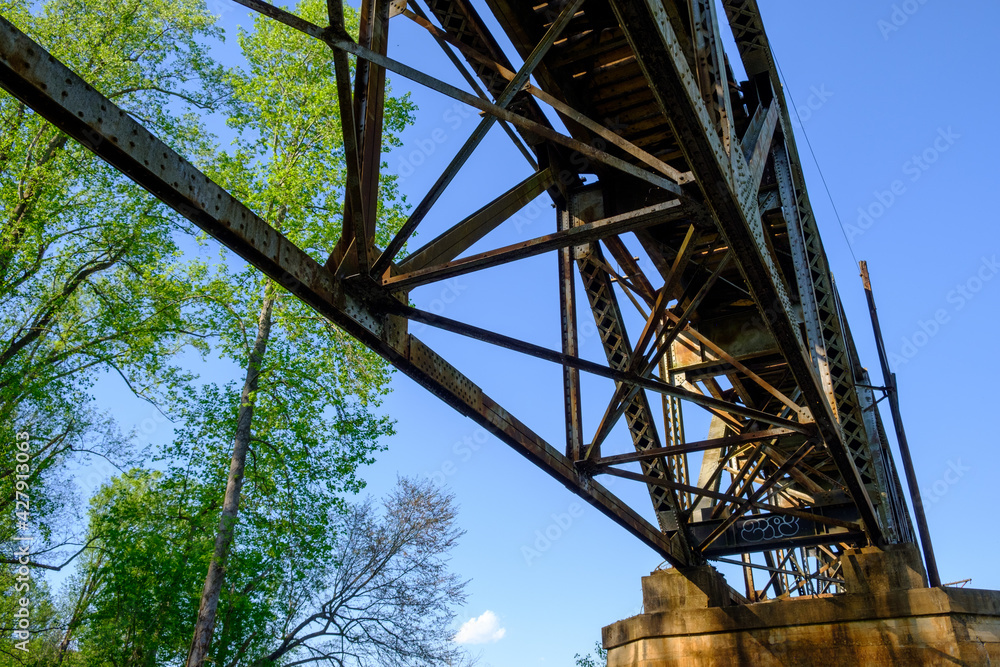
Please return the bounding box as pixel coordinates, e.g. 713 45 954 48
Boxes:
186 282 276 666
56 551 103 664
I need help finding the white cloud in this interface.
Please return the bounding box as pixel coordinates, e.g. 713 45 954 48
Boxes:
454 610 506 645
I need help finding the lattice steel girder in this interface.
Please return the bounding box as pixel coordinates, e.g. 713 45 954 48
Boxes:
690 504 864 558
603 0 883 543
383 199 693 289
722 0 899 537
690 0 733 155
571 193 693 556
0 0 913 596
0 15 687 564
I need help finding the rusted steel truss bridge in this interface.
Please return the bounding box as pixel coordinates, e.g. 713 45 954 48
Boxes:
0 0 939 601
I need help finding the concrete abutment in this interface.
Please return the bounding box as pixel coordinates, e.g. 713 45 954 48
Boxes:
603 545 1000 665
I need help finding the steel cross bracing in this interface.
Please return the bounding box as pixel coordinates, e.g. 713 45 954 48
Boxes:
0 0 924 599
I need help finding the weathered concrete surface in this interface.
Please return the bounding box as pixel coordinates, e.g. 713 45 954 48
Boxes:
604 547 1000 666
841 543 929 594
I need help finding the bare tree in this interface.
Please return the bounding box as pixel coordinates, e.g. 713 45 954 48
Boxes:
253 477 473 667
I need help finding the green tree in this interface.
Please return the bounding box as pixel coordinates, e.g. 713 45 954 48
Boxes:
64 470 217 665
69 473 470 666
0 0 224 657
0 575 61 665
574 641 608 667
146 0 413 662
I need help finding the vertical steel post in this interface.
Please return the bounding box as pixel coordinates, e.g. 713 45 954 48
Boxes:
860 261 941 587
559 207 583 459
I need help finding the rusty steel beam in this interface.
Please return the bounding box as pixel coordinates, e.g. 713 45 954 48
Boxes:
667 313 803 416
0 15 688 565
398 168 555 272
770 140 836 408
1 0 925 595
328 0 390 275
399 2 537 169
383 200 692 290
698 441 817 551
656 225 699 302
327 0 372 272
390 303 811 432
559 205 584 461
599 467 861 534
573 233 694 556
713 556 844 586
370 0 586 276
585 251 733 460
523 82 693 184
723 0 906 548
690 0 733 155
592 428 798 467
605 0 883 543
602 236 657 304
744 101 778 190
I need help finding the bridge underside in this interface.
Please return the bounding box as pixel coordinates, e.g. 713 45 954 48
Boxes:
0 0 923 598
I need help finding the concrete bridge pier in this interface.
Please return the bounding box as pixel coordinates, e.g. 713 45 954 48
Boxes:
603 545 1000 665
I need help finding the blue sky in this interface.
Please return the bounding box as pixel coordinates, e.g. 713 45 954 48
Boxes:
78 0 1000 665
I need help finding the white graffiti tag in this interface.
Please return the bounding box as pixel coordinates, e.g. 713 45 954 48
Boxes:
740 515 801 543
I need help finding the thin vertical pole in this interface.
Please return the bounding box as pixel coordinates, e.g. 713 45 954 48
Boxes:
860 261 941 587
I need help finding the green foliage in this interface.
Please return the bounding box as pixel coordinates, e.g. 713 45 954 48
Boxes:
166 2 414 658
574 641 608 667
72 470 216 664
0 0 458 662
20 0 424 663
214 0 413 255
0 0 222 528
0 573 61 663
67 475 470 666
0 0 224 658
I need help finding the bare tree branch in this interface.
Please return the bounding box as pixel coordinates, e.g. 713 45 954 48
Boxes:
254 477 473 667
